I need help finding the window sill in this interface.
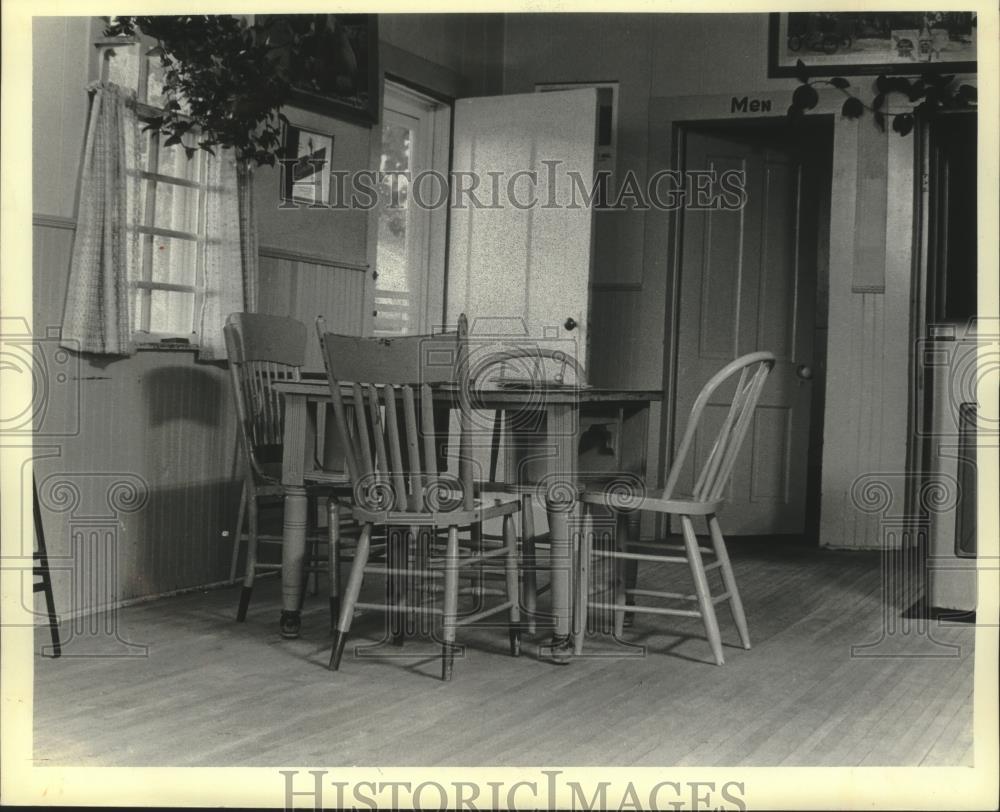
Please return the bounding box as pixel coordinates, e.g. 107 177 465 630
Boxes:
132 337 200 352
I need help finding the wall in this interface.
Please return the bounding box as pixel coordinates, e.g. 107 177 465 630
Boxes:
500 13 966 549
30 14 505 621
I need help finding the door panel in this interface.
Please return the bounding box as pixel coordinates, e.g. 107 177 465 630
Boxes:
447 89 597 374
675 127 819 534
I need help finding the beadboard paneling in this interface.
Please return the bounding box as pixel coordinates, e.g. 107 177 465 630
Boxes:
257 250 368 371
32 221 241 621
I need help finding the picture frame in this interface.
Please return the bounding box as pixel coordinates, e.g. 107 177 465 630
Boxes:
768 12 977 77
282 125 334 206
257 14 380 126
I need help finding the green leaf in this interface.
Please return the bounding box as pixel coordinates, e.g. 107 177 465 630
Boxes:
183 146 197 160
875 75 889 95
841 97 864 120
829 77 850 90
872 93 885 112
873 112 885 132
163 133 183 147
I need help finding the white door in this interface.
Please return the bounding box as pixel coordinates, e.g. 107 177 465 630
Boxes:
446 88 597 377
674 126 822 535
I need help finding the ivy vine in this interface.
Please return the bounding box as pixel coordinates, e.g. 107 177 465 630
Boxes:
786 58 977 135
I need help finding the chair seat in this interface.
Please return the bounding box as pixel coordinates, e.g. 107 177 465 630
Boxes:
580 489 724 516
352 495 521 526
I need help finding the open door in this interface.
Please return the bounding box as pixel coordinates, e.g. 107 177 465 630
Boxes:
446 88 597 376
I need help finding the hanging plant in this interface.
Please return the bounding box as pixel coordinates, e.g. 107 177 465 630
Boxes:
786 58 977 135
104 15 355 165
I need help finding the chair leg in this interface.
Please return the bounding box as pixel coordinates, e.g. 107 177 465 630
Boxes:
622 512 640 627
236 490 258 622
708 514 750 650
573 505 593 655
681 515 724 666
441 525 460 681
502 514 522 657
521 494 538 635
329 523 372 671
387 526 409 646
327 500 341 633
613 511 628 638
229 481 247 583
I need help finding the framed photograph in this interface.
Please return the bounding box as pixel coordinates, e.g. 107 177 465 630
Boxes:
768 12 977 77
282 126 334 205
257 14 380 125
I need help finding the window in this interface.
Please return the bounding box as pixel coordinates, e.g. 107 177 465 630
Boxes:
373 80 451 335
98 36 223 342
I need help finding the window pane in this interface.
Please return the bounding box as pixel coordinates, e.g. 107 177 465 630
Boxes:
139 180 200 234
148 290 195 336
148 236 198 286
374 121 412 335
155 138 202 182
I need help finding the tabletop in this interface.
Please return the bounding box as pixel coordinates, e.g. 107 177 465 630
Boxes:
275 378 663 406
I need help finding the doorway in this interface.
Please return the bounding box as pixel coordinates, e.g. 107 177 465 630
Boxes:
671 118 833 538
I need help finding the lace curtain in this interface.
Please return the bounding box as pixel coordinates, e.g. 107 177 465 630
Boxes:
61 81 256 359
60 82 139 355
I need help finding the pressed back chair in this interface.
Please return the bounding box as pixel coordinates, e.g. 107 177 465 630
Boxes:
578 351 775 665
469 345 586 635
224 313 352 629
317 314 523 681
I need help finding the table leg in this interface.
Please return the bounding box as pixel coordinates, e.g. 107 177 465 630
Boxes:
543 402 577 664
280 392 311 638
280 486 308 638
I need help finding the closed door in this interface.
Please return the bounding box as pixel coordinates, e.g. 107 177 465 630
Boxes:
674 125 825 534
446 88 597 374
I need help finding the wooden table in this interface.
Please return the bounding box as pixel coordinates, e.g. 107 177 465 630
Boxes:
273 378 661 658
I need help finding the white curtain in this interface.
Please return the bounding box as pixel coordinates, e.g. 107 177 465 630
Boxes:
60 82 140 356
61 82 252 360
196 151 245 360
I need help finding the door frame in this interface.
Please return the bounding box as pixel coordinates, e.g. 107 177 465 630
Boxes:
646 92 841 539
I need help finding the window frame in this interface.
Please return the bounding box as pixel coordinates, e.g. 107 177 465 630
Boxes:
97 35 212 346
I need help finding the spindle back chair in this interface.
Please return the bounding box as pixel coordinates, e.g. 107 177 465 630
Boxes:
579 351 775 664
225 313 351 628
317 314 523 680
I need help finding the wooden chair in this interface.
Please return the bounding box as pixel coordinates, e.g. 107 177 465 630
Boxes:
577 352 775 665
472 346 586 635
318 314 523 681
224 313 352 632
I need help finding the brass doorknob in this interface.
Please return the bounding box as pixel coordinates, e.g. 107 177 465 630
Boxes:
564 317 578 331
796 364 813 380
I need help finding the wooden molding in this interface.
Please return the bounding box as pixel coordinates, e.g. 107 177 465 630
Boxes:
258 244 369 273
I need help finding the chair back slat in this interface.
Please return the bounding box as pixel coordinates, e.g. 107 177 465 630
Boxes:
663 352 775 503
367 384 391 485
225 313 307 482
420 383 438 481
319 316 469 513
401 385 424 511
352 382 374 478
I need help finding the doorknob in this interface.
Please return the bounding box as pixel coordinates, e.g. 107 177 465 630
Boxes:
796 364 813 380
564 317 578 331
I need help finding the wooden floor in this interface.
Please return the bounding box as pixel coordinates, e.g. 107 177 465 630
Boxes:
33 539 975 767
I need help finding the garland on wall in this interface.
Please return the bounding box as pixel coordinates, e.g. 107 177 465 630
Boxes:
786 58 977 135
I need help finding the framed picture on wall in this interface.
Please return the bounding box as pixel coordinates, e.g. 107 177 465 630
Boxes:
282 125 334 206
768 12 977 77
256 14 380 125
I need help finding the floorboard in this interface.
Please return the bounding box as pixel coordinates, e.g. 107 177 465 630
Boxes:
32 539 976 767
